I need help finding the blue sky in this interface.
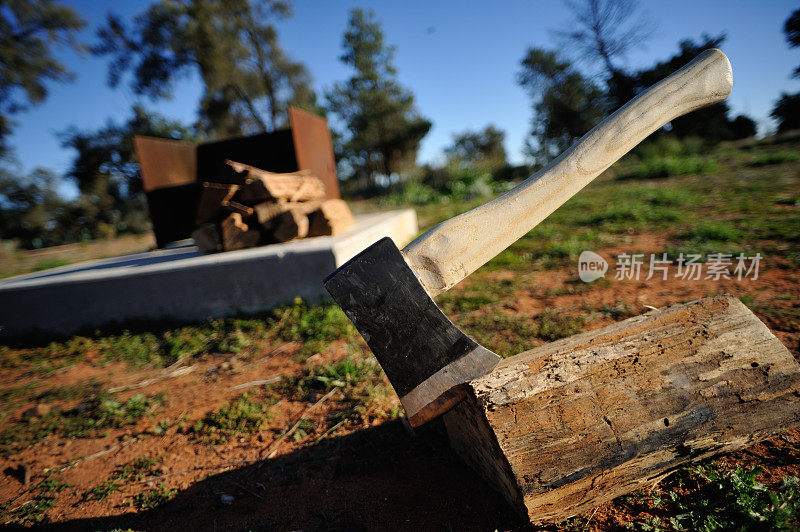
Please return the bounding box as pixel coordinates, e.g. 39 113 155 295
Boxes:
7 0 800 190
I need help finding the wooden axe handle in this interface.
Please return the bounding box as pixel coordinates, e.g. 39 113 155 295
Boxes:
402 48 733 297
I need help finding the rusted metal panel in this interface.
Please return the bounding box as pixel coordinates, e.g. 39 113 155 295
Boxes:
289 106 340 199
134 136 197 192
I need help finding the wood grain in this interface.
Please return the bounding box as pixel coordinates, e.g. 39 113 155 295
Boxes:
444 295 800 524
403 49 733 296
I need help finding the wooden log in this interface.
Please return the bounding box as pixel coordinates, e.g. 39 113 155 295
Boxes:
253 200 320 226
191 223 221 253
270 208 309 242
227 160 326 203
220 213 260 251
307 199 355 237
443 295 800 525
195 183 239 224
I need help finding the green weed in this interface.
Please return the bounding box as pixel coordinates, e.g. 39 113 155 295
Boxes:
0 393 164 456
271 297 356 360
84 456 164 502
746 150 800 167
192 391 276 444
132 483 176 510
626 464 800 531
0 476 71 525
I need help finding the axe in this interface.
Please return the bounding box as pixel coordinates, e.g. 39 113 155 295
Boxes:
325 49 733 426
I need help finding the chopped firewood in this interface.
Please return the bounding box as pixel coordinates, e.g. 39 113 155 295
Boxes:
196 183 239 224
227 160 326 202
191 223 221 253
222 200 254 218
307 199 355 237
221 213 260 251
254 200 321 226
270 208 309 242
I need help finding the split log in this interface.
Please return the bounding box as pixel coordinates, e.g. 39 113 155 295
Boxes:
443 295 800 525
196 183 239 224
191 223 221 253
254 200 320 226
270 208 309 242
227 160 325 203
307 199 355 237
220 213 260 251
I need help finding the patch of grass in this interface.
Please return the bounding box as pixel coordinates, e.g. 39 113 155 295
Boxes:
625 464 800 531
132 483 176 510
0 476 71 525
617 155 720 180
293 353 382 395
192 391 276 444
457 310 585 357
271 297 356 360
0 393 164 457
746 150 800 167
31 258 71 272
84 456 165 502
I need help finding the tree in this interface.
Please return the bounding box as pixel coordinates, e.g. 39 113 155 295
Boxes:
0 0 85 156
94 0 320 138
326 8 431 188
517 48 605 164
0 166 68 248
60 106 195 240
444 125 507 171
555 0 653 109
771 9 800 133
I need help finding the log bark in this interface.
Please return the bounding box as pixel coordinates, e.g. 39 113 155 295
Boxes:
443 295 800 525
307 199 355 237
196 183 239 224
220 213 260 251
191 223 221 253
269 208 309 242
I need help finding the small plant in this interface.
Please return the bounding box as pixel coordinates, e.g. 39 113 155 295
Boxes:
132 483 176 510
0 392 164 456
84 456 165 502
746 150 800 167
1 476 71 525
271 297 356 360
192 391 275 443
626 463 800 531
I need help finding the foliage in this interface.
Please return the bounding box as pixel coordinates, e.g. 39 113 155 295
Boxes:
444 125 507 172
0 392 164 456
84 456 164 502
626 464 800 531
555 0 652 108
517 48 605 164
272 297 356 359
192 391 275 443
0 0 85 156
772 92 800 133
0 476 71 525
0 167 70 248
58 105 195 242
94 0 320 137
326 8 431 188
132 483 176 510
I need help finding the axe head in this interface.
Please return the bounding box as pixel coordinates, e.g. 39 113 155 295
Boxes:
324 237 500 426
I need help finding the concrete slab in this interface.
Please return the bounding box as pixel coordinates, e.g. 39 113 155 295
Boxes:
0 209 418 337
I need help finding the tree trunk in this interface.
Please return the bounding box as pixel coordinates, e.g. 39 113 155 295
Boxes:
443 295 800 525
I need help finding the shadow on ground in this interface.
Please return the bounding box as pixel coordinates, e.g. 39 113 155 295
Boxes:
23 420 532 531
